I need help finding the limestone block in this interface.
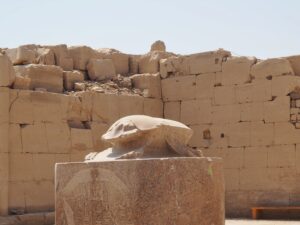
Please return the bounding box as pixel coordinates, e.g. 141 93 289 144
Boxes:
9 124 22 153
274 122 300 145
143 98 163 118
212 104 240 124
5 46 36 65
25 64 64 93
227 122 250 147
0 88 9 124
9 153 34 181
252 79 272 102
31 92 64 122
268 145 296 168
56 158 225 225
224 169 240 190
87 58 116 81
286 55 300 75
235 84 252 103
214 85 235 105
63 70 85 91
129 55 140 74
23 180 54 212
250 122 274 146
188 124 211 148
263 96 290 122
118 95 144 118
221 56 256 85
159 56 189 78
251 58 294 79
244 146 268 168
90 122 110 151
21 123 48 153
161 75 196 101
181 99 212 125
164 101 180 121
70 128 93 152
45 44 73 70
97 48 129 75
139 51 173 74
9 90 34 124
45 123 71 153
271 75 300 97
0 53 15 86
196 73 215 99
69 46 101 70
187 49 230 74
13 75 31 90
131 73 161 98
223 147 244 169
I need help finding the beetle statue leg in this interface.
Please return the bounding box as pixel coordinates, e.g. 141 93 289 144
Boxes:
166 136 203 157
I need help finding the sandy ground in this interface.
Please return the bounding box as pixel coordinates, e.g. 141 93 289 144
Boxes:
226 219 300 225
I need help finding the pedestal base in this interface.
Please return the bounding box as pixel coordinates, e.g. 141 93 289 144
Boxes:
55 157 224 225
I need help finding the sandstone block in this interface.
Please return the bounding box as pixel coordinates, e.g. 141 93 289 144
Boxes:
45 44 73 70
268 145 296 168
286 55 300 76
143 98 163 117
212 104 240 124
32 154 56 180
0 123 9 153
69 46 100 70
25 64 64 93
56 158 224 225
214 85 236 105
131 73 161 98
118 95 144 118
188 124 211 148
263 96 290 122
9 90 34 124
271 75 300 97
150 40 166 52
274 122 300 145
13 75 31 90
5 46 36 65
221 56 256 85
0 53 15 86
97 48 129 75
36 47 55 65
224 169 240 191
61 94 89 122
244 146 268 168
235 84 252 103
0 88 9 124
129 55 140 74
187 49 230 74
159 56 189 78
21 123 48 153
161 75 196 101
207 124 229 148
250 121 274 146
8 181 25 213
45 123 71 153
239 168 271 191
296 145 300 173
9 124 22 153
90 122 110 151
223 147 244 169
164 101 181 121
0 153 9 182
251 58 294 79
252 79 272 102
87 58 116 81
9 153 34 181
240 102 264 122
228 122 250 147
63 70 85 91
139 51 173 74
196 73 215 99
181 99 212 125
70 128 93 152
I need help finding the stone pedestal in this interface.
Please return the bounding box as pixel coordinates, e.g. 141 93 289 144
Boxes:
55 157 224 225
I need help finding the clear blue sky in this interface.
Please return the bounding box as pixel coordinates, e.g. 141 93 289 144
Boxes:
1 0 299 59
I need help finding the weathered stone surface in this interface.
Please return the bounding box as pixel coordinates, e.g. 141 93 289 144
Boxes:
5 45 37 65
69 46 100 70
87 58 116 81
150 40 166 52
131 73 161 98
63 70 85 91
97 48 129 75
45 44 73 70
56 157 224 225
160 56 189 78
0 54 15 86
139 51 174 74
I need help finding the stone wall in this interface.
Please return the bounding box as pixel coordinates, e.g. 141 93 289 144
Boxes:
0 42 299 217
